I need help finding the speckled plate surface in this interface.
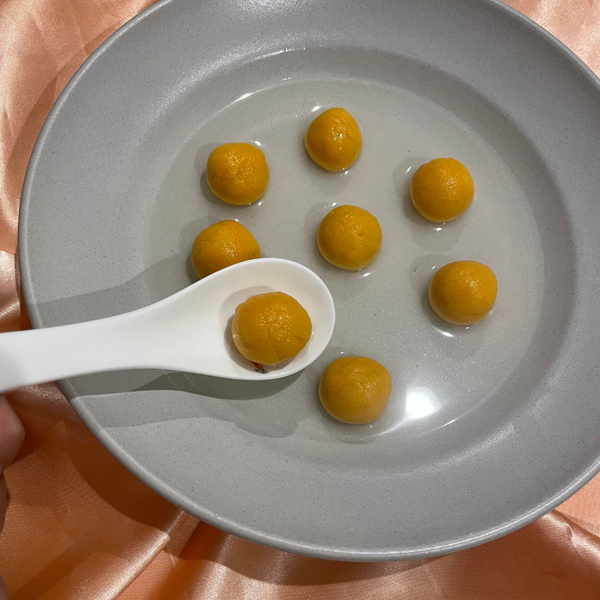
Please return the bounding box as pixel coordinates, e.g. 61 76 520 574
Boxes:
19 0 600 560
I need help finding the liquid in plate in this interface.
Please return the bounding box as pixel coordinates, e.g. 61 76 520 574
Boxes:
148 77 543 444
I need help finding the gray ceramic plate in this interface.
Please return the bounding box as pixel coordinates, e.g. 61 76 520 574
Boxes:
19 0 600 560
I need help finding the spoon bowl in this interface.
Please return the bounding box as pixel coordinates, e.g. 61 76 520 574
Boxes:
0 258 335 392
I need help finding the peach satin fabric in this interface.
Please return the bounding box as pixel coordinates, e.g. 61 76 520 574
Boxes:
1 1 600 598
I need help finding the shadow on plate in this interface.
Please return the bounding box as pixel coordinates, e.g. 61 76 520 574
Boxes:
134 369 302 400
73 371 311 439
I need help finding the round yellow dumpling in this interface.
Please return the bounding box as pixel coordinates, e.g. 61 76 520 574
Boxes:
232 292 312 366
318 356 392 424
317 205 382 270
191 220 260 278
206 143 269 205
305 108 362 172
429 261 498 326
410 158 474 222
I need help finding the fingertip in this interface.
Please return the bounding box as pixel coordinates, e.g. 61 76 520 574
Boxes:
0 397 24 468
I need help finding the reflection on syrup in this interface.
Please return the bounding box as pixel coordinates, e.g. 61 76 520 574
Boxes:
432 324 474 339
232 91 256 105
434 327 455 339
330 385 442 444
403 387 441 421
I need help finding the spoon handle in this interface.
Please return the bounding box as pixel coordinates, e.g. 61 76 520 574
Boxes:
0 312 157 393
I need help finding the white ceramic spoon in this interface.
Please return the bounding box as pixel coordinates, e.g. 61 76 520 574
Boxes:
0 258 335 393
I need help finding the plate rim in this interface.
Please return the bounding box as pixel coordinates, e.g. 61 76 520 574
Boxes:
18 0 600 560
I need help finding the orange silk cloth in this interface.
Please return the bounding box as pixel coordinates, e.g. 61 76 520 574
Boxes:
1 1 600 598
